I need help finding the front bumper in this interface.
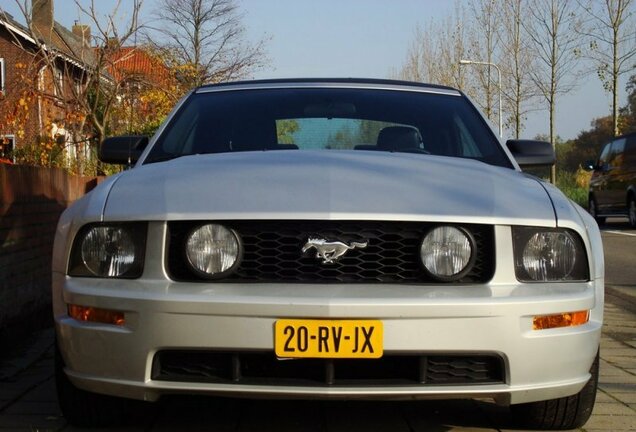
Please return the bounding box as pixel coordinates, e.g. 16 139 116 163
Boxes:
54 272 602 405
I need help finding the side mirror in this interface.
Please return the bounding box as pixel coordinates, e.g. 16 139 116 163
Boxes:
506 139 555 168
99 136 149 165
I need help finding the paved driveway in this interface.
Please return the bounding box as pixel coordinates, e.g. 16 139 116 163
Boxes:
1 224 635 431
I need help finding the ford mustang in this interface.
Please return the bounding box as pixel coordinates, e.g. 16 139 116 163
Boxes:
52 79 603 429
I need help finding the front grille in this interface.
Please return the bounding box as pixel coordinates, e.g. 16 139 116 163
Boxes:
166 221 495 283
152 351 505 387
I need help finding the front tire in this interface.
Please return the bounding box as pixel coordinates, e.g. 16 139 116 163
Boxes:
510 351 599 430
628 195 636 228
55 344 126 427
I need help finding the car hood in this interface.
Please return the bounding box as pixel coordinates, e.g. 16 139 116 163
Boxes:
103 151 556 225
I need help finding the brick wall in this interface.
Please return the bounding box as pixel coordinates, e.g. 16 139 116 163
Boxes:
0 164 102 339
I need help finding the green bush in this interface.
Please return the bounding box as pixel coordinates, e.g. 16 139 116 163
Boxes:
556 171 588 208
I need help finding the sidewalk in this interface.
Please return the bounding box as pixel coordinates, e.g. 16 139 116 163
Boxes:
583 286 636 431
1 290 635 431
0 328 61 431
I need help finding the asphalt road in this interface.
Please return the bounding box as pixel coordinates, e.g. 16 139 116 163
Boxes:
0 220 635 431
601 219 636 291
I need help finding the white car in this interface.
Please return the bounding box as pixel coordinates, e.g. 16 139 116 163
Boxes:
53 79 603 429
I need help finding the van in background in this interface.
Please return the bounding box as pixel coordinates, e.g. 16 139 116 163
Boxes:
587 132 636 227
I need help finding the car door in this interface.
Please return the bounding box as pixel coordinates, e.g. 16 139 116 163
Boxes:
606 138 626 212
624 135 636 204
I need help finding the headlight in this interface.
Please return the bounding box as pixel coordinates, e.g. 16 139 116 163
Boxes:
420 226 475 281
69 223 146 278
512 227 589 282
185 224 241 278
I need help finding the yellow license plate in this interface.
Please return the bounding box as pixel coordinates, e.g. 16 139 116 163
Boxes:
274 319 383 359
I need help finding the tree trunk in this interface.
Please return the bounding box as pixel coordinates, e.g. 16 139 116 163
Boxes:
486 65 492 121
612 25 619 137
549 0 557 184
550 91 556 184
516 79 521 139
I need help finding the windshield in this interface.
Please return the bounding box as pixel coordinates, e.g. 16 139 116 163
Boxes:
144 88 512 168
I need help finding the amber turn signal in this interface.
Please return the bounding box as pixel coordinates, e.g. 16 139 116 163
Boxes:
68 304 125 326
533 310 589 330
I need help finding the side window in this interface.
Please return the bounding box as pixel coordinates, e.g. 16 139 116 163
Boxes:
598 143 611 167
0 58 5 95
154 98 200 157
454 114 482 158
609 138 626 168
54 68 64 97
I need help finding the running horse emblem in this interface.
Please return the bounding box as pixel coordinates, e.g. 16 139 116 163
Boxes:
302 238 368 264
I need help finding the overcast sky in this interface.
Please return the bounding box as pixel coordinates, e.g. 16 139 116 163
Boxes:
2 0 629 141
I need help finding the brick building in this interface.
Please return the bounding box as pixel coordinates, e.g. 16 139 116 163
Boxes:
0 0 94 161
104 44 177 135
107 46 173 87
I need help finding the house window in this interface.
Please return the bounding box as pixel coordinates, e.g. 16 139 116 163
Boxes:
0 58 5 95
74 77 83 96
54 67 63 97
0 135 15 162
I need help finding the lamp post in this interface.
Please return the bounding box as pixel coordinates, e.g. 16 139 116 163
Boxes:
459 59 502 138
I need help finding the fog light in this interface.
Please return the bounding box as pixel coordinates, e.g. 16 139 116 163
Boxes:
533 311 589 330
420 226 474 281
185 223 241 278
68 304 125 326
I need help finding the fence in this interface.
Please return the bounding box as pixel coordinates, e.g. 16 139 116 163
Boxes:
0 165 102 341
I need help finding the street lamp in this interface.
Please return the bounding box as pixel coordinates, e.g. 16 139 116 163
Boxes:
459 59 503 138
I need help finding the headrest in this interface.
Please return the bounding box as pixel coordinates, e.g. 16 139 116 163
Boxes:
376 126 423 151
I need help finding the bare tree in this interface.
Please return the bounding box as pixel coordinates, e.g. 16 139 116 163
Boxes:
470 0 501 123
399 23 437 83
8 0 145 174
398 2 474 93
151 0 267 88
578 0 636 136
436 3 474 92
73 0 144 143
497 0 539 138
525 0 583 183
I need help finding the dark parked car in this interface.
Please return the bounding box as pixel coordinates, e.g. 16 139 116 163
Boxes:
588 132 636 227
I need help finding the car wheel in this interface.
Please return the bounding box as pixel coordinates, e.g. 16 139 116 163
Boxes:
55 343 126 427
588 198 605 225
628 195 636 228
510 350 599 430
